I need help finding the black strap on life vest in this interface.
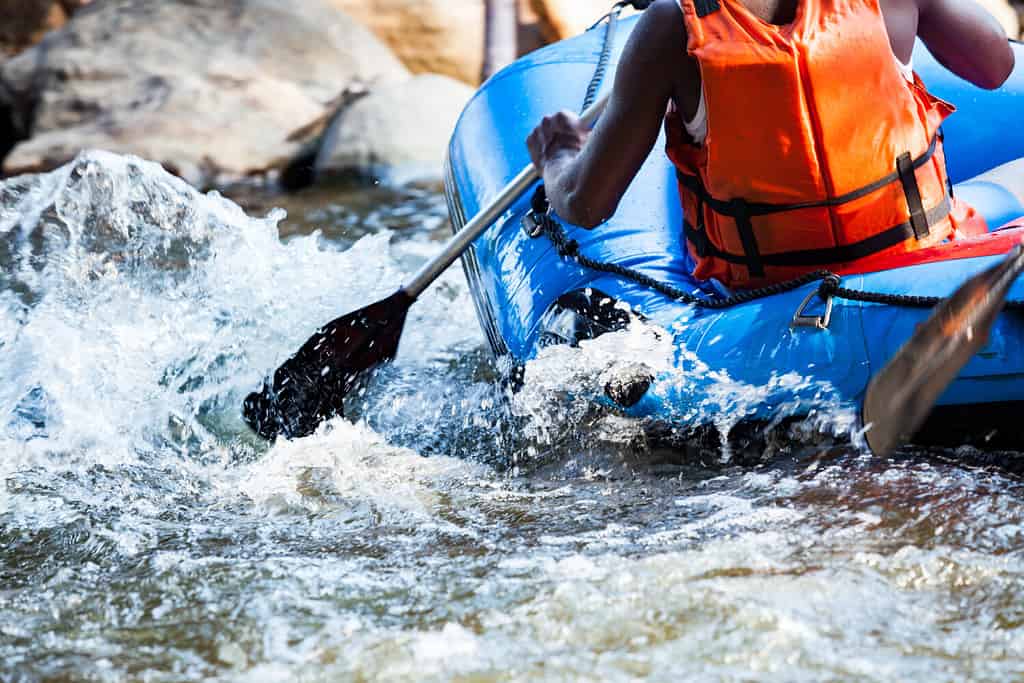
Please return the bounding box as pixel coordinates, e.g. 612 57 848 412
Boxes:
679 134 947 274
684 196 950 268
896 151 930 239
729 198 765 277
693 0 721 17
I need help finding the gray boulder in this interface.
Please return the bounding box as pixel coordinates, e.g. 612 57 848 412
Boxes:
315 73 473 185
0 0 409 187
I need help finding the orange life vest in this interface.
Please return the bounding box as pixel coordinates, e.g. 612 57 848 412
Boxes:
666 0 984 289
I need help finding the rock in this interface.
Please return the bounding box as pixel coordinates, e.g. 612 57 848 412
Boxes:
0 0 68 57
0 0 409 187
328 0 554 85
330 0 486 85
602 362 654 409
315 74 474 185
976 0 1020 37
529 0 637 42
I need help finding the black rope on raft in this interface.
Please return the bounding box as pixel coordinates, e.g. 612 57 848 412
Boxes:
531 186 1024 311
823 279 1024 310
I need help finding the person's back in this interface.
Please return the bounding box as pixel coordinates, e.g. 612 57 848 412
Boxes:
527 0 1015 289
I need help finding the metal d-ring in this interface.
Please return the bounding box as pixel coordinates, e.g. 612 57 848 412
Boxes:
791 288 834 330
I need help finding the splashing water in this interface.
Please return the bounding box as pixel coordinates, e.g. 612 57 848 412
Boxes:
513 318 858 469
3 152 1024 682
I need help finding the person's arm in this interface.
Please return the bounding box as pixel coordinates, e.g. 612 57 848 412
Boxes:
916 0 1015 89
526 0 689 228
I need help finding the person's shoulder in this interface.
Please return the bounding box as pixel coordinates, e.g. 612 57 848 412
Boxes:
642 0 686 27
633 0 687 49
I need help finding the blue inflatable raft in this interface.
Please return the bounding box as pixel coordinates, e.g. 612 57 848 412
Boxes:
444 13 1024 445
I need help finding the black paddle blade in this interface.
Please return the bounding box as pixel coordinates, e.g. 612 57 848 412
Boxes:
242 289 414 440
862 243 1024 457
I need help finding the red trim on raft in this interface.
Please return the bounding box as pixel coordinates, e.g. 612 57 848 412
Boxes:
837 222 1024 276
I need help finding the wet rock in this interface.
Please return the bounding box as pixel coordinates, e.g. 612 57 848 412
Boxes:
315 74 473 185
0 0 409 187
329 0 549 85
329 0 486 85
602 362 654 409
0 0 68 57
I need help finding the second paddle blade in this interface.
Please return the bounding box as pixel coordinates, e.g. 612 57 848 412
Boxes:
862 244 1024 457
242 289 413 441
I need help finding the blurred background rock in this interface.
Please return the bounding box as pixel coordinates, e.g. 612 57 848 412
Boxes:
0 0 1019 193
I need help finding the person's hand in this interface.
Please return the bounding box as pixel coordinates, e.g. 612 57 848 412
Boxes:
526 111 590 173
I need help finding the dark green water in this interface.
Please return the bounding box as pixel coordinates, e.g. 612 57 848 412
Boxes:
2 152 1023 682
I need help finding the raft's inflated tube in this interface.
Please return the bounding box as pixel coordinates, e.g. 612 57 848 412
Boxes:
446 17 1024 440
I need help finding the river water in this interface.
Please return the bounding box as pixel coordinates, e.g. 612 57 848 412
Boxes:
2 151 1024 682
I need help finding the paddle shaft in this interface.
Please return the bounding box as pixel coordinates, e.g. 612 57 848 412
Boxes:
403 91 611 299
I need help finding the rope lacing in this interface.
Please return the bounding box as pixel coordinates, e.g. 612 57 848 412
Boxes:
530 187 1024 311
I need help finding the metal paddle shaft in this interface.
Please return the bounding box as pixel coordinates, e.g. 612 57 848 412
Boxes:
243 93 612 440
862 241 1024 457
